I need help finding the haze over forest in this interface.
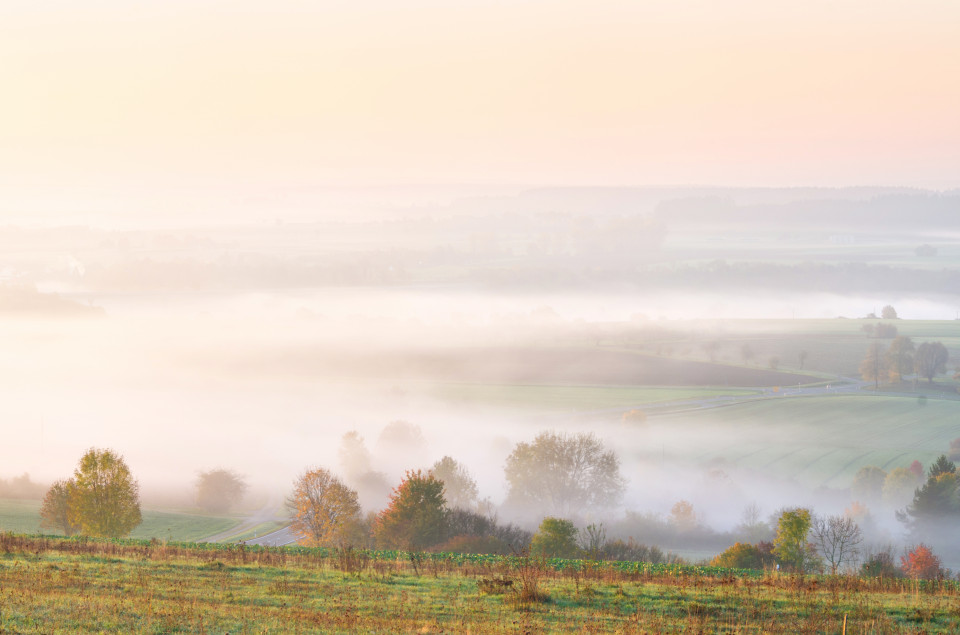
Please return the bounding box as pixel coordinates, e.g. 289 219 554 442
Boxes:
2 0 959 571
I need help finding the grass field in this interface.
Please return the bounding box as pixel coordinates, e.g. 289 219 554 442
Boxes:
0 499 240 542
430 383 756 413
646 395 960 488
0 534 958 633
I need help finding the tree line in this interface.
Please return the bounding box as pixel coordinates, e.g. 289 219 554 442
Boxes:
860 336 949 388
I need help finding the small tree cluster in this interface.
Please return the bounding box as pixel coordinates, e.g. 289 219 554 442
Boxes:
859 337 949 387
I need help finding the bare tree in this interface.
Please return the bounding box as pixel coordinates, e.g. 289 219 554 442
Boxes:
811 514 863 574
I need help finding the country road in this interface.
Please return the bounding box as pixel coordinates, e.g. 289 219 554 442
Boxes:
199 497 291 544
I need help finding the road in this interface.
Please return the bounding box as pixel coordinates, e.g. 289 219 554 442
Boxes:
199 497 294 545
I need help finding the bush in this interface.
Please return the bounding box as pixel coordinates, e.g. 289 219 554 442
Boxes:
444 508 532 552
711 542 775 570
598 538 670 564
530 517 581 558
860 545 901 579
433 534 511 555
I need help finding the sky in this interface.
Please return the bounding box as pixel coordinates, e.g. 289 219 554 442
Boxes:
1 0 959 217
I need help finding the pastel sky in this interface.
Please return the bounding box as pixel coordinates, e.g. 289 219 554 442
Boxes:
1 0 958 215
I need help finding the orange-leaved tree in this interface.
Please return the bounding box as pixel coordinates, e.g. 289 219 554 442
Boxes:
901 544 942 580
288 467 362 547
373 470 447 550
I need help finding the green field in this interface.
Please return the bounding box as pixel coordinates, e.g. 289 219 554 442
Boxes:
0 499 240 542
646 395 960 488
0 534 957 633
431 383 756 412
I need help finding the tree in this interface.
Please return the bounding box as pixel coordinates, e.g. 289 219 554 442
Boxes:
851 466 887 504
504 431 626 518
860 545 901 578
909 460 925 479
767 355 780 371
373 470 447 550
810 514 862 574
735 502 772 543
339 431 391 511
429 456 479 510
668 500 698 532
69 448 142 538
39 479 78 536
859 342 888 389
901 544 943 580
530 517 580 558
195 469 247 513
288 468 362 547
928 454 956 479
914 341 948 384
798 350 808 370
884 336 914 383
897 457 959 532
773 508 819 573
740 343 755 365
881 467 920 508
881 305 898 320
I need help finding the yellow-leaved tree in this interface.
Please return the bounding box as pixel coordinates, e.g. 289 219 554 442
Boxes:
68 448 142 538
288 468 362 547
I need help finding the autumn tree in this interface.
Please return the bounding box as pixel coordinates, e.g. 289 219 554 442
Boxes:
195 469 247 513
851 466 887 505
530 517 581 558
669 500 698 532
901 544 943 580
39 479 78 536
859 342 888 389
373 470 447 550
429 456 479 510
773 508 819 573
914 341 949 384
885 336 914 383
810 514 862 574
68 448 142 538
504 431 625 518
288 468 362 547
881 467 921 509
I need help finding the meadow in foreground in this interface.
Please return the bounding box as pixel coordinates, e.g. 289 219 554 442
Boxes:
0 533 958 633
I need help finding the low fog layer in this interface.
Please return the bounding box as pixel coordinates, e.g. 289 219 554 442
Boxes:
0 188 957 567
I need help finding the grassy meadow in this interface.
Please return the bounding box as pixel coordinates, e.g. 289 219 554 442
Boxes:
1 534 959 633
0 499 240 543
644 394 960 488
